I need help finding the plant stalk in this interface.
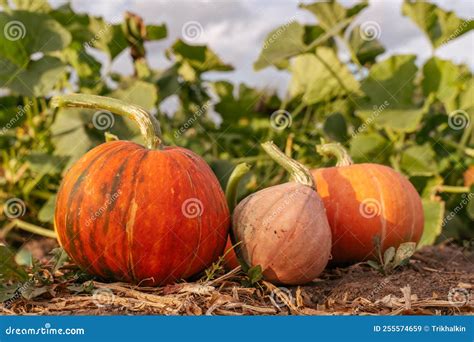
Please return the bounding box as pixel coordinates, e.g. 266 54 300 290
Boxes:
12 219 57 239
51 94 163 149
316 143 354 167
436 185 470 194
261 141 315 189
225 163 251 213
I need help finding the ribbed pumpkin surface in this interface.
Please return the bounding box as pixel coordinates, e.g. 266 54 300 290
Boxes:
312 163 424 263
55 141 229 285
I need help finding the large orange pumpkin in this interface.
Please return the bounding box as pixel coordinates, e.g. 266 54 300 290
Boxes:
312 143 424 264
52 94 229 285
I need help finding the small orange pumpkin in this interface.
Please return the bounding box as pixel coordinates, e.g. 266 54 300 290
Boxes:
312 143 424 264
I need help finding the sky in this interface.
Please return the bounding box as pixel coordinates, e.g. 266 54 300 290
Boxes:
49 0 474 98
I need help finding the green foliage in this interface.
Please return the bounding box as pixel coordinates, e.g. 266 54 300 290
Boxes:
0 0 472 261
299 0 368 33
402 0 473 49
367 239 417 275
348 25 385 65
289 47 361 105
0 245 29 282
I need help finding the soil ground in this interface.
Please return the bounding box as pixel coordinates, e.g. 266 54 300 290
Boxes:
1 240 473 315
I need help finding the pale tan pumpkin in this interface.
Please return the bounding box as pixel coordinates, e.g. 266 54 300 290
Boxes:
232 142 332 285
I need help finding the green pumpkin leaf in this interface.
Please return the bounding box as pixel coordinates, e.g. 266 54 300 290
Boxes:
0 56 67 97
0 10 71 65
209 159 235 190
13 0 51 12
38 195 56 223
25 152 66 175
367 260 381 271
299 0 368 33
323 112 348 142
0 11 70 96
213 81 263 124
383 246 395 267
88 17 128 60
51 108 98 168
155 65 180 101
247 265 263 284
61 42 102 90
400 144 438 176
393 242 416 266
0 96 23 129
458 78 474 111
361 55 417 106
0 245 29 282
146 24 167 40
413 175 444 199
348 25 385 65
355 107 427 133
50 4 95 44
350 133 391 164
109 79 158 112
418 198 445 248
422 57 464 113
254 22 307 71
169 39 233 74
356 55 431 133
14 248 32 267
290 47 361 105
108 79 159 140
402 0 474 49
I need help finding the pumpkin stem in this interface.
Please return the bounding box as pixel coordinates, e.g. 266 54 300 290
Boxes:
261 141 315 189
225 163 251 265
225 163 251 213
316 143 353 167
51 94 163 150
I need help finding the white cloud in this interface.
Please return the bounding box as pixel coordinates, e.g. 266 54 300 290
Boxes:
57 0 473 96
